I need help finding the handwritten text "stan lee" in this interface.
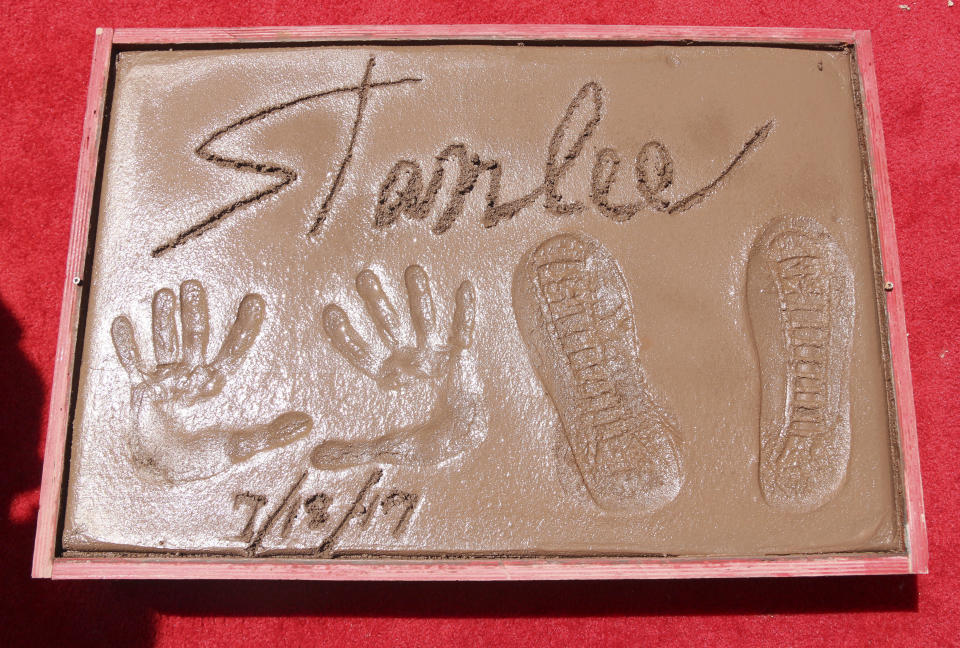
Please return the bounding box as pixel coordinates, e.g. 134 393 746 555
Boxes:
152 56 772 257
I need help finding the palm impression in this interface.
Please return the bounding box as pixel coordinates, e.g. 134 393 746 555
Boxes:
111 280 312 483
315 265 487 469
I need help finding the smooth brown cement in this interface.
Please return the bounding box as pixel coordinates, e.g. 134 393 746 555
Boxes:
61 44 903 558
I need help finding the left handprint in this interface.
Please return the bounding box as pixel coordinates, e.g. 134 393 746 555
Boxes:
110 280 312 483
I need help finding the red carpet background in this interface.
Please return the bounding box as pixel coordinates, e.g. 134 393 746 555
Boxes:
1 1 957 646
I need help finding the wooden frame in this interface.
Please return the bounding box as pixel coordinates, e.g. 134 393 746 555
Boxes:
33 25 928 580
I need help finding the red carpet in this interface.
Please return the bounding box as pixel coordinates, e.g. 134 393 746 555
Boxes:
1 2 958 646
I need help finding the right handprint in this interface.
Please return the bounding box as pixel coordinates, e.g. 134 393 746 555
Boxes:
747 216 854 512
513 232 683 513
314 265 487 469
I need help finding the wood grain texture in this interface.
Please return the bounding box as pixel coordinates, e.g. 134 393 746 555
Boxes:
853 30 929 574
31 27 114 579
34 25 926 580
110 24 859 45
50 554 912 580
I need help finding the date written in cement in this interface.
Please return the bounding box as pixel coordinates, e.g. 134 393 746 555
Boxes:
230 468 419 557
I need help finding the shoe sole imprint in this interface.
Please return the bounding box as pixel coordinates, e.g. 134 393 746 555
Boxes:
512 232 683 513
746 215 854 512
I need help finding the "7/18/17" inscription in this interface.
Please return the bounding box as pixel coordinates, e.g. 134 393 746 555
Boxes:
231 468 420 558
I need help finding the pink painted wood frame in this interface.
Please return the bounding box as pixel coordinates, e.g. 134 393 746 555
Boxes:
32 25 927 580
